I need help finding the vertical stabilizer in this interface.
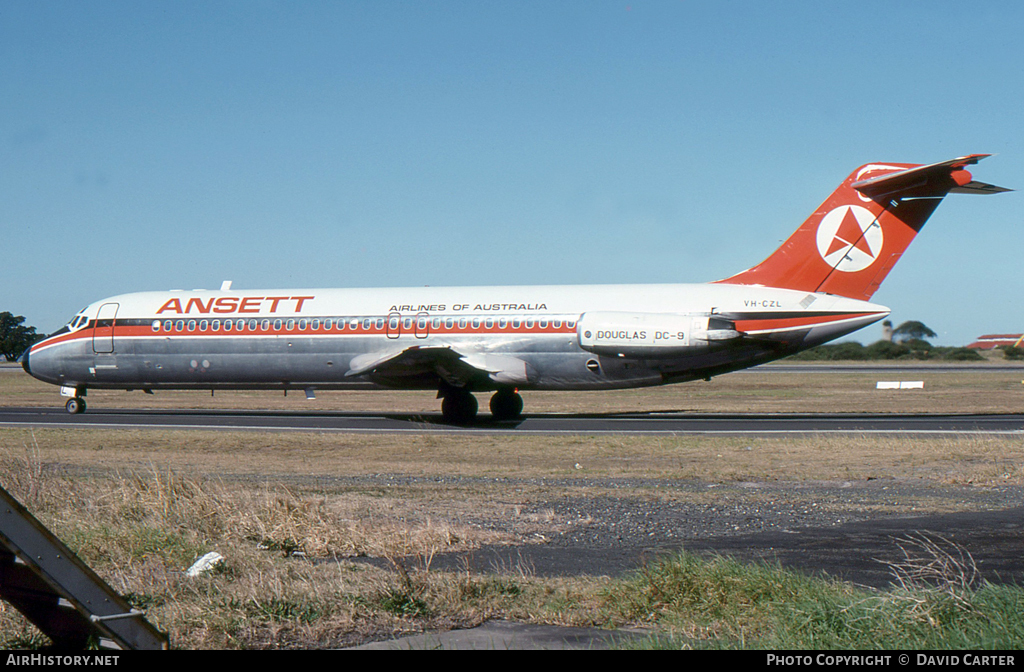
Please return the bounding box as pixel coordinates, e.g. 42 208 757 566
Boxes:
716 154 1008 300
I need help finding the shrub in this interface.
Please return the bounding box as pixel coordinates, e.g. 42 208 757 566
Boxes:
864 340 912 360
1002 346 1024 360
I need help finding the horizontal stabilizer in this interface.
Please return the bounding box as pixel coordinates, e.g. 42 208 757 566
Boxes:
852 154 1009 198
950 180 1013 195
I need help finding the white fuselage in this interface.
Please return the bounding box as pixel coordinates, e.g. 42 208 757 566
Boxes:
24 282 888 393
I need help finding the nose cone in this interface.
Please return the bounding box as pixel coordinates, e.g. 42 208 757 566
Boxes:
18 341 61 385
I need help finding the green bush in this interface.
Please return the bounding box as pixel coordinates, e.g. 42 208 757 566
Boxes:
935 347 985 362
1003 346 1024 360
864 341 913 359
787 342 867 361
788 341 985 362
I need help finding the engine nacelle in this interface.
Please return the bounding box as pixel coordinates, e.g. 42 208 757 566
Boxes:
577 311 741 359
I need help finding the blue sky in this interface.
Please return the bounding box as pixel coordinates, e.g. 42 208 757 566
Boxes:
3 1 1021 345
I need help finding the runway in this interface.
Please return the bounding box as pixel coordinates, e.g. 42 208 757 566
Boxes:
1 406 1022 435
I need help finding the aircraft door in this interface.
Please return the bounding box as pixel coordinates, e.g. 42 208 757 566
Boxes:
92 303 119 353
414 312 430 339
386 312 401 339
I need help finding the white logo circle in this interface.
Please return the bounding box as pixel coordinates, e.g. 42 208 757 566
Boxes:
815 205 883 272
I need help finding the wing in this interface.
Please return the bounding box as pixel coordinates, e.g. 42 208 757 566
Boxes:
346 345 533 388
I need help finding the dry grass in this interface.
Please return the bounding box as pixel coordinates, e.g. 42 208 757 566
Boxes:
3 427 1022 488
1 363 1023 648
0 425 1021 648
0 438 617 648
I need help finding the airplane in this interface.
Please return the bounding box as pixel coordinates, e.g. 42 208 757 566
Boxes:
20 154 1009 423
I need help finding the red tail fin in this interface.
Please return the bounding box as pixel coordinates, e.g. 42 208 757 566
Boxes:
717 154 1007 300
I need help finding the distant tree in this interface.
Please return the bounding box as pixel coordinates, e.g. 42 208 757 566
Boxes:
938 347 985 362
891 320 937 344
786 341 867 361
865 340 911 360
1003 346 1024 360
0 312 43 361
824 342 868 361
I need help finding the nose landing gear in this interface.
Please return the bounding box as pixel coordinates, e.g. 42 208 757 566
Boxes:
65 397 86 414
61 386 87 414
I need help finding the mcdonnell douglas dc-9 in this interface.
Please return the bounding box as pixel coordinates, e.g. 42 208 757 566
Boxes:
21 155 1008 422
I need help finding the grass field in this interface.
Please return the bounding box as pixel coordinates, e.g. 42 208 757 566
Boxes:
1 366 1022 649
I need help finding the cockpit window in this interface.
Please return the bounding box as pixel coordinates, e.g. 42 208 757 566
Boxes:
67 309 89 330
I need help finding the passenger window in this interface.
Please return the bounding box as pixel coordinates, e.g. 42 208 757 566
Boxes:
312 319 320 330
363 318 371 330
325 318 333 330
261 320 270 331
498 318 507 329
274 319 283 331
552 319 561 329
248 320 257 331
287 319 295 331
445 317 453 329
459 318 467 329
512 318 521 329
187 320 197 331
151 320 161 332
175 320 185 332
376 318 384 329
200 320 209 331
299 319 307 331
212 320 221 331
163 320 173 332
223 320 233 332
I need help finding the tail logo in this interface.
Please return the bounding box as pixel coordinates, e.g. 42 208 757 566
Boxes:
815 205 883 272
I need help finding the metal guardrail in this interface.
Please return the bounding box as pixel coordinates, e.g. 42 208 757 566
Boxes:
0 483 169 650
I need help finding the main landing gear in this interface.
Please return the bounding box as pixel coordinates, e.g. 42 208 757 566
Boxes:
439 386 524 424
489 388 524 421
440 388 477 424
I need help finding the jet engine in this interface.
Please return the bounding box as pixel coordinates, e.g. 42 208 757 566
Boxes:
577 311 742 358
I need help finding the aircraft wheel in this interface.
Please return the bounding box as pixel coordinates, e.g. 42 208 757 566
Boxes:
489 390 523 421
65 397 86 414
441 391 478 424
